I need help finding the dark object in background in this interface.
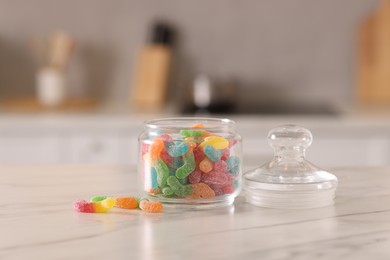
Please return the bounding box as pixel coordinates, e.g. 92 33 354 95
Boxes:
183 74 238 114
131 22 175 110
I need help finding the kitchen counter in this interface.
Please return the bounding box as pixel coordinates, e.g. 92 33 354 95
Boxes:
1 165 390 259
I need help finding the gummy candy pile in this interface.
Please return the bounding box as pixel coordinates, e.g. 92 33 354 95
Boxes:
73 196 163 213
142 124 241 200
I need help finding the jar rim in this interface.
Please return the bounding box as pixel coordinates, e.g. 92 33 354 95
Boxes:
144 117 236 130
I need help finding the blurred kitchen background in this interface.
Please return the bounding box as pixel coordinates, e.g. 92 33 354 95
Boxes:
1 0 390 167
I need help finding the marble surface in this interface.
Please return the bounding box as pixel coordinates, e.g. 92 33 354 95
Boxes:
1 165 390 260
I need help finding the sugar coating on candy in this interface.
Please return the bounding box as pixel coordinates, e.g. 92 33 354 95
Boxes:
175 152 195 179
191 123 205 128
201 171 228 186
158 134 173 142
214 160 228 173
149 138 164 163
115 197 138 209
199 157 213 173
73 200 94 213
165 141 189 157
193 147 205 162
93 198 115 213
226 156 240 176
162 186 174 196
221 148 230 161
150 167 158 189
139 200 164 213
167 176 191 197
200 136 229 149
90 196 107 202
186 183 215 199
160 149 174 164
188 169 202 184
155 159 169 187
180 129 203 138
222 184 235 194
204 144 222 162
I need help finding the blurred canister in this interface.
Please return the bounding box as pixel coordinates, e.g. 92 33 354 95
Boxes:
138 117 242 209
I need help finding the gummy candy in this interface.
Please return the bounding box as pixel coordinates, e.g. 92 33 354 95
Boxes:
175 152 196 179
90 196 107 202
155 159 169 187
73 197 115 213
139 200 164 213
188 169 202 184
115 197 139 209
200 136 229 150
204 144 222 162
149 138 164 163
141 124 240 201
201 171 228 186
186 183 215 199
199 157 213 173
180 129 203 138
226 156 240 176
167 176 191 197
165 141 189 157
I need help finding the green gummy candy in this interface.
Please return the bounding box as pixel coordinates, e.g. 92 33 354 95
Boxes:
162 187 174 196
167 176 191 197
90 196 107 202
180 129 203 138
176 152 196 179
155 159 169 187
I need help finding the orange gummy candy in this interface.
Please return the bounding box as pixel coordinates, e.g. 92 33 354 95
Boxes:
199 157 213 173
115 197 139 209
186 183 215 199
149 138 164 163
139 200 164 213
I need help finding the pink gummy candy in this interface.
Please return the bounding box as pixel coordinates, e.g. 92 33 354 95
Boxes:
158 134 173 142
73 200 94 213
209 184 224 196
193 147 205 162
221 148 230 161
222 184 235 194
201 171 228 186
214 160 228 173
189 169 202 184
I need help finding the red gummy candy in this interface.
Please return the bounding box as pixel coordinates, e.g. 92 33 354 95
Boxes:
160 149 174 164
221 148 230 161
214 160 228 173
201 171 228 186
209 184 224 196
189 169 202 184
193 147 205 162
222 184 235 194
158 134 173 142
73 200 94 213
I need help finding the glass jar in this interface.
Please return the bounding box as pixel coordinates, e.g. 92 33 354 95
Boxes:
138 117 242 209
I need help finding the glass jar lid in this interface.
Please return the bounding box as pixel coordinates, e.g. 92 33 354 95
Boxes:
243 125 338 209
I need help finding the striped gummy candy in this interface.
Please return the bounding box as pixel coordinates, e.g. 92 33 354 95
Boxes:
204 144 222 162
165 141 189 157
73 198 115 213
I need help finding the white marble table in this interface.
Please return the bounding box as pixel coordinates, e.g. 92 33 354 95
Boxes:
1 165 390 260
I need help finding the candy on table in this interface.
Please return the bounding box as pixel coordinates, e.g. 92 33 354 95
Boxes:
226 156 240 176
188 169 202 184
199 157 213 173
73 197 115 213
199 136 229 149
186 183 215 199
167 176 191 197
115 197 139 209
165 141 189 157
139 200 164 213
203 144 222 162
175 152 196 179
90 196 107 202
154 159 169 187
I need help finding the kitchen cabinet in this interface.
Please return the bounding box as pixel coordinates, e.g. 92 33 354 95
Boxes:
0 114 389 167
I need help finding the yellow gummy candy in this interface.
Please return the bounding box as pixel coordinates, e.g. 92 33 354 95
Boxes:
199 136 229 150
93 198 115 213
